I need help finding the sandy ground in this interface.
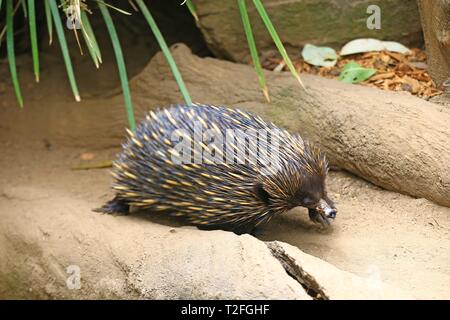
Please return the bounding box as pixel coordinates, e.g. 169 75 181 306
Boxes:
0 41 449 299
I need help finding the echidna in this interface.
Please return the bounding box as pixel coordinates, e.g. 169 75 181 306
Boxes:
96 104 337 233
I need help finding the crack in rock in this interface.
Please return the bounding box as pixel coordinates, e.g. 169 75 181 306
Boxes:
266 241 328 300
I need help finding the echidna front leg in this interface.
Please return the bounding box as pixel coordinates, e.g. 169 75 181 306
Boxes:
94 196 130 215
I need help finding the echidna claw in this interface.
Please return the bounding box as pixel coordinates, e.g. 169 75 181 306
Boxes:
308 208 333 227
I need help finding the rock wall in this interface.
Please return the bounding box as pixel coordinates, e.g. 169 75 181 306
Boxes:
194 0 423 62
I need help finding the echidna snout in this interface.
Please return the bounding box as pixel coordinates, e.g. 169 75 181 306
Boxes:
96 104 337 233
325 208 337 219
306 195 337 226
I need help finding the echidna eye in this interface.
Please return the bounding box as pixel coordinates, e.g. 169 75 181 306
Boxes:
302 196 317 207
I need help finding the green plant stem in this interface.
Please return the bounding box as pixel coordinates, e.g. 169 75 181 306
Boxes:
238 0 270 102
98 1 136 130
252 0 306 91
136 0 192 106
6 0 23 107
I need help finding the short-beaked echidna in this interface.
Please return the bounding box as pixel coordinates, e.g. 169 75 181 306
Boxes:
96 104 337 233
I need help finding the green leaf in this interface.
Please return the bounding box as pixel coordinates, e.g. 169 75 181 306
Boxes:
20 0 26 18
27 0 39 82
80 11 102 68
185 0 198 21
0 0 21 49
252 0 306 91
238 0 269 102
339 61 376 84
98 1 136 130
136 0 192 106
96 1 131 15
49 0 80 101
44 0 53 44
6 0 23 107
301 44 337 67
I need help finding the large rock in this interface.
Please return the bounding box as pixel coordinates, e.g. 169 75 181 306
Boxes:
194 0 423 62
0 185 410 299
267 242 409 299
0 187 306 299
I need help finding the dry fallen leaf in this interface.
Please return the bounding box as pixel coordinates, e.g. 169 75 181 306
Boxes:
370 72 396 81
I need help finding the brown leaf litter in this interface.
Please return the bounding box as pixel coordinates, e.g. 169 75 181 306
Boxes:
262 48 443 99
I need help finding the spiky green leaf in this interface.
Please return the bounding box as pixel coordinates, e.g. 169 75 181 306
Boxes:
6 0 23 107
44 0 53 44
252 0 306 91
185 0 198 21
136 0 192 106
238 0 269 102
98 1 136 130
20 0 26 18
49 0 80 101
27 0 39 82
80 11 102 68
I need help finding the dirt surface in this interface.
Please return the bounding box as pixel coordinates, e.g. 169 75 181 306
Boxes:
0 41 449 299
